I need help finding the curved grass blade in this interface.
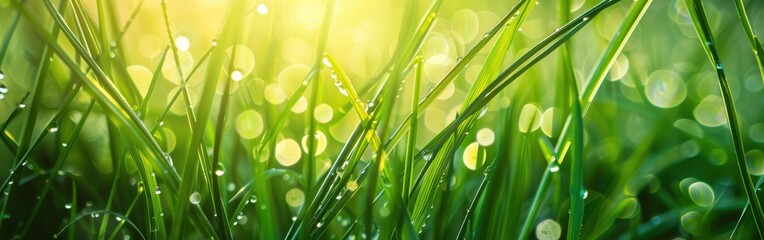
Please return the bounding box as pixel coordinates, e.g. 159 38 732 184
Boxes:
54 210 146 240
684 0 764 236
411 0 534 233
732 0 764 85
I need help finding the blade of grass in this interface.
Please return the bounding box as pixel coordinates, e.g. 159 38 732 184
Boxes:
55 210 146 240
0 0 24 67
20 99 95 238
732 0 764 85
411 0 533 232
518 137 561 239
566 74 585 240
14 0 182 186
685 0 764 237
0 0 66 229
208 42 239 240
173 0 247 238
403 56 423 205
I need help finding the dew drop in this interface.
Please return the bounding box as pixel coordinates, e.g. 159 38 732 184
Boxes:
0 70 4 80
49 125 59 133
249 195 257 203
715 63 723 70
322 56 333 68
582 17 589 21
550 165 560 172
477 106 488 119
64 203 72 209
116 216 123 222
422 150 433 161
237 212 244 220
0 83 7 94
316 222 323 228
18 103 25 109
214 166 225 176
154 186 162 195
333 77 349 96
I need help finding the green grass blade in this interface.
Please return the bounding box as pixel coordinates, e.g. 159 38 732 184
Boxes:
685 0 764 236
732 0 764 85
173 0 247 238
566 78 585 240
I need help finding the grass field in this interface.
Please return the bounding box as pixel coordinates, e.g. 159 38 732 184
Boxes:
1 0 764 239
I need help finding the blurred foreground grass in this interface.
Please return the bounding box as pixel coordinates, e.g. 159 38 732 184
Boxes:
0 0 764 239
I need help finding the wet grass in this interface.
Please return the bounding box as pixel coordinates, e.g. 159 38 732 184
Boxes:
0 0 763 239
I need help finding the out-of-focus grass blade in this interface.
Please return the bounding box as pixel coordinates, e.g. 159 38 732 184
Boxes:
54 210 146 240
732 0 764 85
684 0 764 237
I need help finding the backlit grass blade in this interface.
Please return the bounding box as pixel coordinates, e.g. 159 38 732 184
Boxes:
411 0 534 233
732 0 764 84
14 0 181 186
383 0 530 152
173 0 247 238
684 0 764 236
209 42 239 240
138 46 170 118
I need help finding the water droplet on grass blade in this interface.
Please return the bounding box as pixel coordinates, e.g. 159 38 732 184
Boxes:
0 83 7 94
550 165 560 172
249 195 257 203
64 203 72 209
422 150 433 161
322 56 333 68
214 163 225 176
154 186 162 195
